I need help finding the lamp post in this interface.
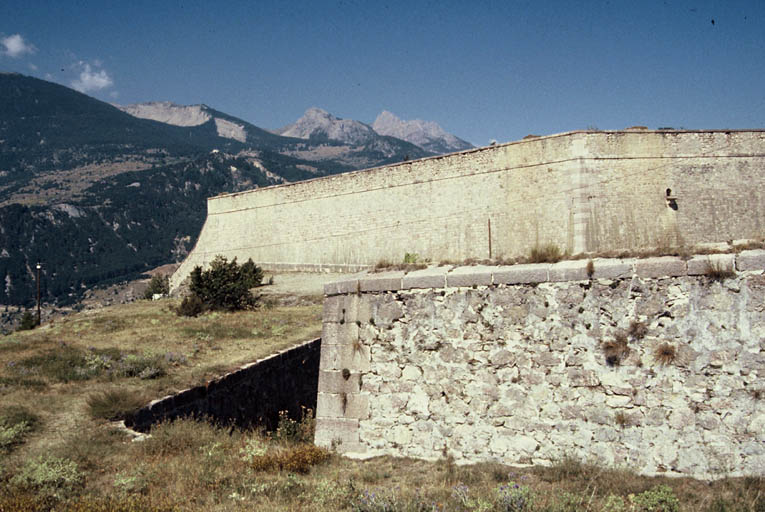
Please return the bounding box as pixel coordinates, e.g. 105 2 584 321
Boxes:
36 263 41 326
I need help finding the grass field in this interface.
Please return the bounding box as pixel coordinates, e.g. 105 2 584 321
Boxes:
0 298 763 511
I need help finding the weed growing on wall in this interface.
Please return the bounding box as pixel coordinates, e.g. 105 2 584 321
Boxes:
654 342 677 365
704 260 736 281
529 244 563 263
628 320 648 340
602 333 630 366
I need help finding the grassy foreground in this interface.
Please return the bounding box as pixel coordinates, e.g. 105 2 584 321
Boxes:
0 299 763 511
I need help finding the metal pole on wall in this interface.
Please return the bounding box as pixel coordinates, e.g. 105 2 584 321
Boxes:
488 218 492 260
36 263 41 326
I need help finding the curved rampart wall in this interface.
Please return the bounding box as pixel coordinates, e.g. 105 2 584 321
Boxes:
315 252 765 479
171 130 765 291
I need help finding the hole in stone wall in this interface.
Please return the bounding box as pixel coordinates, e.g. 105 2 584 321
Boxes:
666 188 678 210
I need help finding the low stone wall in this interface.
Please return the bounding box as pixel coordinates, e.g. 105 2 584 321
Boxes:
315 252 765 479
129 338 321 432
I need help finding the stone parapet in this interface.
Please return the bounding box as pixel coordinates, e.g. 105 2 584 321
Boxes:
323 250 765 296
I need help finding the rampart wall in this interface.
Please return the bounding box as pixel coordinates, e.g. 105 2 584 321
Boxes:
315 252 765 479
128 338 321 432
171 130 765 291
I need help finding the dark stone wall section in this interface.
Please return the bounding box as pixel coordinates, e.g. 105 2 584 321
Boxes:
128 338 321 432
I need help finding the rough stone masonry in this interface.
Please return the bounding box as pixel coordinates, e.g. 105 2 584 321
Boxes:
315 252 765 479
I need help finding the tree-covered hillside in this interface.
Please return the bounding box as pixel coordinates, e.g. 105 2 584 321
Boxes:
0 73 430 307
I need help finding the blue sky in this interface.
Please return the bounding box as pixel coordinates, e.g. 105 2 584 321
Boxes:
1 0 763 146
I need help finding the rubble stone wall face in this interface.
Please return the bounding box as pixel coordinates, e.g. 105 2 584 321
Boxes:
171 130 765 291
315 253 765 479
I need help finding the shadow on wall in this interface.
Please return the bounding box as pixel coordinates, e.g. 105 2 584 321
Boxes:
127 338 321 432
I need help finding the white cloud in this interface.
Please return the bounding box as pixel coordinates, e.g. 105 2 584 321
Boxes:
71 61 114 93
28 63 38 71
1 34 37 58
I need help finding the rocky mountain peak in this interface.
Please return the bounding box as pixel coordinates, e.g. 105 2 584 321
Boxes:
372 110 473 154
279 107 377 145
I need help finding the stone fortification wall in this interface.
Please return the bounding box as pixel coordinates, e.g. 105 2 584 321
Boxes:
129 338 320 432
171 130 765 292
314 252 765 479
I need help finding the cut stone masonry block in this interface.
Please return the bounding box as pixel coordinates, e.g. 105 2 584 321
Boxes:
736 250 765 271
446 265 494 287
322 295 345 323
318 370 362 394
321 322 359 346
314 418 360 448
319 344 371 372
402 266 449 289
318 393 370 420
635 256 686 278
687 254 736 275
493 264 549 284
359 272 404 292
591 258 634 280
548 260 590 282
324 278 360 296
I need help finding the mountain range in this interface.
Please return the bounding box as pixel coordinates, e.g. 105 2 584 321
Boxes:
0 72 472 315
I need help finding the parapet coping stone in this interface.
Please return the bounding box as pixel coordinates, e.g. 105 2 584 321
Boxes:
322 250 765 296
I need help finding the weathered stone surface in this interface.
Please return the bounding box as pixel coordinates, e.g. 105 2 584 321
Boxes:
359 271 404 292
737 250 765 271
314 417 360 447
446 265 494 287
493 264 549 284
635 257 687 278
549 260 590 282
591 258 634 280
402 266 449 289
324 278 360 296
317 261 765 478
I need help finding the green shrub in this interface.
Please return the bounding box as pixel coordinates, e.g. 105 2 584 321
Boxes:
0 422 30 451
271 407 315 444
189 255 263 311
0 405 41 432
87 389 146 421
10 456 83 498
629 484 679 512
176 293 204 317
143 274 169 299
18 311 37 331
403 252 420 264
0 405 40 452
